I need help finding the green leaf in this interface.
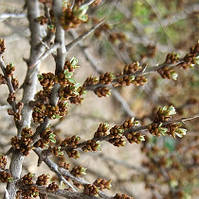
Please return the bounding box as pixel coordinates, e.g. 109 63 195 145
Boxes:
8 177 13 183
74 5 88 21
80 167 87 175
64 70 73 78
168 105 176 116
170 179 178 188
177 128 187 136
50 137 56 143
37 74 43 80
130 75 135 81
158 127 168 135
75 82 81 88
77 5 89 15
70 56 79 66
170 71 178 80
138 135 145 142
73 90 79 95
195 56 199 65
48 24 55 30
118 128 124 134
96 141 101 151
68 78 76 84
49 133 56 144
134 120 140 126
78 14 88 22
52 114 61 119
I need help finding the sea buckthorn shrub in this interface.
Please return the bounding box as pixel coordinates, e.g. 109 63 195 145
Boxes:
0 0 199 199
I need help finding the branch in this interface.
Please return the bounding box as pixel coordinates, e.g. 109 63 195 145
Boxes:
34 148 111 199
79 0 97 9
65 20 104 52
34 147 77 191
126 31 184 54
0 12 26 22
0 56 17 114
33 0 68 141
0 105 11 111
84 60 185 91
69 30 135 117
64 113 199 152
6 0 45 198
146 3 199 29
19 184 102 199
33 113 199 199
30 43 60 68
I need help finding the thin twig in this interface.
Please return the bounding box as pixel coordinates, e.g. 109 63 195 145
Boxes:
0 105 11 111
63 113 199 152
65 20 105 51
0 12 26 22
34 148 111 199
79 0 96 9
146 3 199 29
85 60 185 91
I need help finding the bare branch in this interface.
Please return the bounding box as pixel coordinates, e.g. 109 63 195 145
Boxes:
0 105 11 111
0 12 26 22
31 43 60 68
79 0 97 9
65 20 104 51
34 148 111 199
6 0 45 198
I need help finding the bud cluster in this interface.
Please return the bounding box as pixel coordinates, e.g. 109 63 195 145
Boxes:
36 174 49 186
33 58 82 123
7 98 22 121
108 125 126 147
71 166 87 177
82 62 147 97
60 6 87 30
158 41 199 80
47 182 59 192
35 16 48 25
0 39 5 54
0 155 7 169
109 32 126 44
0 171 12 183
148 106 187 138
0 56 21 121
84 184 99 196
94 22 110 38
82 140 101 152
17 186 39 199
108 118 145 146
34 128 56 148
93 178 112 190
58 160 70 170
94 123 109 138
84 178 111 196
115 62 147 87
61 135 81 158
178 41 199 69
11 128 33 156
